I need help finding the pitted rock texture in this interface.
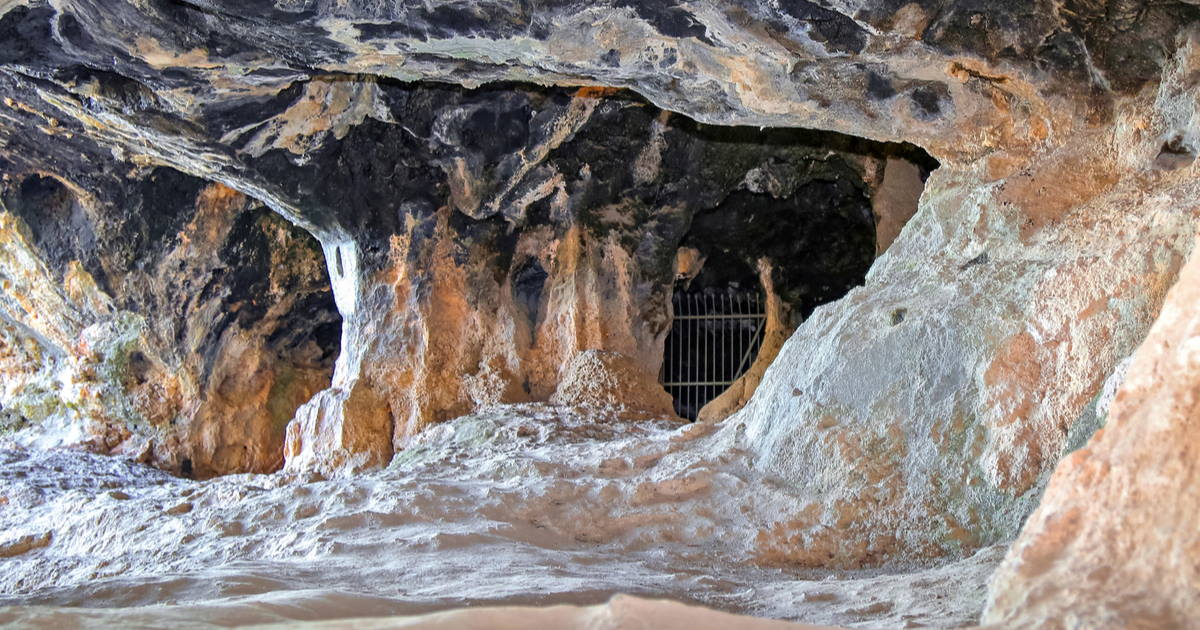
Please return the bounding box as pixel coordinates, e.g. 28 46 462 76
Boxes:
2 1 1200 626
0 166 339 477
5 0 1198 164
983 237 1200 628
252 83 895 473
0 4 917 473
550 349 675 418
0 412 1005 630
981 33 1200 628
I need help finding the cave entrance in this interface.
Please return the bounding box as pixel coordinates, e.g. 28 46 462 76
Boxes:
655 131 921 420
661 289 766 421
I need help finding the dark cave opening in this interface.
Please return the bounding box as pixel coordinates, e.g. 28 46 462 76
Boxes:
658 133 933 420
0 166 343 476
242 79 939 427
662 282 767 422
0 75 939 471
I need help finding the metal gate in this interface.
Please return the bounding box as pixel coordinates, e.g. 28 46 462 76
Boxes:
661 291 766 421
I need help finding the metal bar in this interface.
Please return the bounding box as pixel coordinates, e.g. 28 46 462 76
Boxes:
735 293 764 376
683 293 688 417
734 294 744 384
658 290 770 421
700 292 710 405
678 292 684 417
686 292 696 415
724 294 730 387
701 292 707 416
681 292 687 418
662 382 738 387
671 292 678 416
682 292 687 417
724 294 734 386
736 318 764 376
672 313 767 320
666 293 673 415
737 293 744 387
701 292 707 417
678 293 683 418
718 294 725 403
688 293 695 418
693 293 699 419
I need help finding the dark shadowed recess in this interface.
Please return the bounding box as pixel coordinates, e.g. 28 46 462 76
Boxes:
668 113 935 319
240 79 936 406
0 168 343 401
648 96 937 418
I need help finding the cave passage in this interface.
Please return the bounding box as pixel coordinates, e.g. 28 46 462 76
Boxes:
662 288 766 420
0 73 936 472
659 147 899 420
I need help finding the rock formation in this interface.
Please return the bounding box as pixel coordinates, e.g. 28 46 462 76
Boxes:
1 0 1200 628
0 158 339 477
0 15 907 474
983 39 1200 625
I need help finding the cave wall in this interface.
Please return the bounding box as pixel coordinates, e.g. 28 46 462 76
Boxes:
226 82 895 474
0 10 903 474
726 25 1200 568
2 0 1200 622
0 58 344 476
0 160 340 477
982 33 1200 627
735 128 1196 567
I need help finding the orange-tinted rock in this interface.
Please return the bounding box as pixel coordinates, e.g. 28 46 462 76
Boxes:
983 230 1200 626
550 350 676 419
871 158 927 256
284 379 393 476
731 92 1197 566
2 1 1200 609
983 39 1200 622
0 173 339 476
274 87 894 472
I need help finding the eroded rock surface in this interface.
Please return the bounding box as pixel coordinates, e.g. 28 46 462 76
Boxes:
1 0 1200 628
0 412 1003 629
0 163 339 476
1 35 905 473
982 43 1200 620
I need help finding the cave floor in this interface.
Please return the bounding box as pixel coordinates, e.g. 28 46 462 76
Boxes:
0 405 1002 628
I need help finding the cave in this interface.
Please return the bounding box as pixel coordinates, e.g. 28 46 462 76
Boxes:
0 163 342 477
662 269 769 422
661 156 886 420
3 1 1200 629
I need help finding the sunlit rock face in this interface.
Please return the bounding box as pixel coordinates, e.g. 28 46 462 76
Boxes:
2 0 1200 627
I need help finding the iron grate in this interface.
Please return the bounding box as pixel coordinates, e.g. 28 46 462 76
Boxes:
660 290 766 421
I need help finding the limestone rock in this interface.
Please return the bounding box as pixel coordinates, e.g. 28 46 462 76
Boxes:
0 531 50 558
0 165 339 476
284 380 393 477
252 84 894 468
1 0 1200 620
983 237 1200 625
870 158 926 256
736 139 1198 566
549 350 676 419
983 47 1200 613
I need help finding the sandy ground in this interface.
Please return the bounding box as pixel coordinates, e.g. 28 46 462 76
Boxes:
0 404 1003 628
